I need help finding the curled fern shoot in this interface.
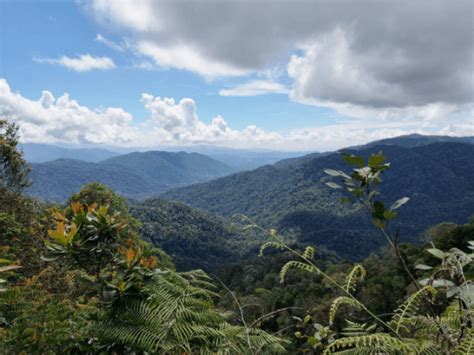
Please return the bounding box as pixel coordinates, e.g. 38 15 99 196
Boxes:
279 260 319 283
329 296 361 326
344 264 366 294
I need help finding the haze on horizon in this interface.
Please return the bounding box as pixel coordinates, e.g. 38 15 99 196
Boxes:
0 0 472 151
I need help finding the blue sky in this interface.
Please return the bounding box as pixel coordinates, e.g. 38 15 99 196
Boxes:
0 0 472 151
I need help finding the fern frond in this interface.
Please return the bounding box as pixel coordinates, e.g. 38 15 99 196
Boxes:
453 327 474 354
98 269 285 353
302 246 315 260
329 296 361 325
390 285 436 334
279 260 319 282
259 241 286 256
344 264 366 294
340 320 377 337
324 333 428 354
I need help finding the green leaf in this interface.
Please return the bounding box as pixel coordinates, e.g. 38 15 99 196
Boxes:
326 182 342 189
340 197 351 204
415 264 433 270
324 168 342 177
427 248 445 259
307 336 318 347
432 279 455 287
372 218 386 229
368 152 386 167
383 210 398 220
342 154 365 168
390 197 410 211
372 201 386 220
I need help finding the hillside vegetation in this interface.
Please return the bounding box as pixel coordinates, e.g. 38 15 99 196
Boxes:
164 142 474 259
0 117 472 353
28 150 235 201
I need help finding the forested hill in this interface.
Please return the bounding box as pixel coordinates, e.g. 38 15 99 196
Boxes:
28 151 235 202
101 150 234 185
163 142 474 259
352 133 474 149
130 198 266 271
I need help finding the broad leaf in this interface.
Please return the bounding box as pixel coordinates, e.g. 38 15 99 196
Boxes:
427 248 445 259
342 154 365 168
326 182 342 189
390 197 410 211
368 152 386 167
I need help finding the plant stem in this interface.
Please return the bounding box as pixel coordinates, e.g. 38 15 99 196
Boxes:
282 243 402 338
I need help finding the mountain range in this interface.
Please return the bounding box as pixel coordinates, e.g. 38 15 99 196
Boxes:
25 134 474 263
163 140 474 260
28 151 234 202
20 143 119 163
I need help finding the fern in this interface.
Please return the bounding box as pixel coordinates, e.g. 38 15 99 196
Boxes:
340 320 377 337
98 269 285 353
302 246 315 260
324 333 431 354
279 260 319 282
259 241 286 256
329 297 362 326
390 285 436 334
344 264 366 294
453 328 474 354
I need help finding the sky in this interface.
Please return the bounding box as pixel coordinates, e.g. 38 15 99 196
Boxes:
0 0 473 151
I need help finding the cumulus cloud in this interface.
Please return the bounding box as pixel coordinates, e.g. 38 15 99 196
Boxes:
0 78 133 144
82 0 473 117
34 54 116 72
1 78 472 151
0 78 279 147
219 80 289 97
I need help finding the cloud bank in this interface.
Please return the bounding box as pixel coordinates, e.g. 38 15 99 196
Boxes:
83 0 473 113
1 78 472 151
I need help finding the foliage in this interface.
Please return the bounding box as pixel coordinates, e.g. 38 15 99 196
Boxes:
164 142 474 260
0 285 99 354
100 269 285 353
42 196 285 353
131 199 268 271
253 151 474 353
0 116 30 192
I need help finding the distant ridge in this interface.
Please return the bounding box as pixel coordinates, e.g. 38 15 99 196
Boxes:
350 134 474 150
28 151 235 202
20 143 119 163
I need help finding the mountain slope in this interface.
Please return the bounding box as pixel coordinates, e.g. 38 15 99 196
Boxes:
130 198 264 271
28 151 235 202
20 143 119 163
101 151 234 187
28 159 162 202
163 142 474 259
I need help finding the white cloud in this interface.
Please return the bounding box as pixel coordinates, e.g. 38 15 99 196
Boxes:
1 78 471 151
136 93 280 145
0 79 133 144
95 34 124 51
136 41 249 78
219 80 289 97
34 54 116 72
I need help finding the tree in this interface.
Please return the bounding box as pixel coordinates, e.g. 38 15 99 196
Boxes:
0 116 30 192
